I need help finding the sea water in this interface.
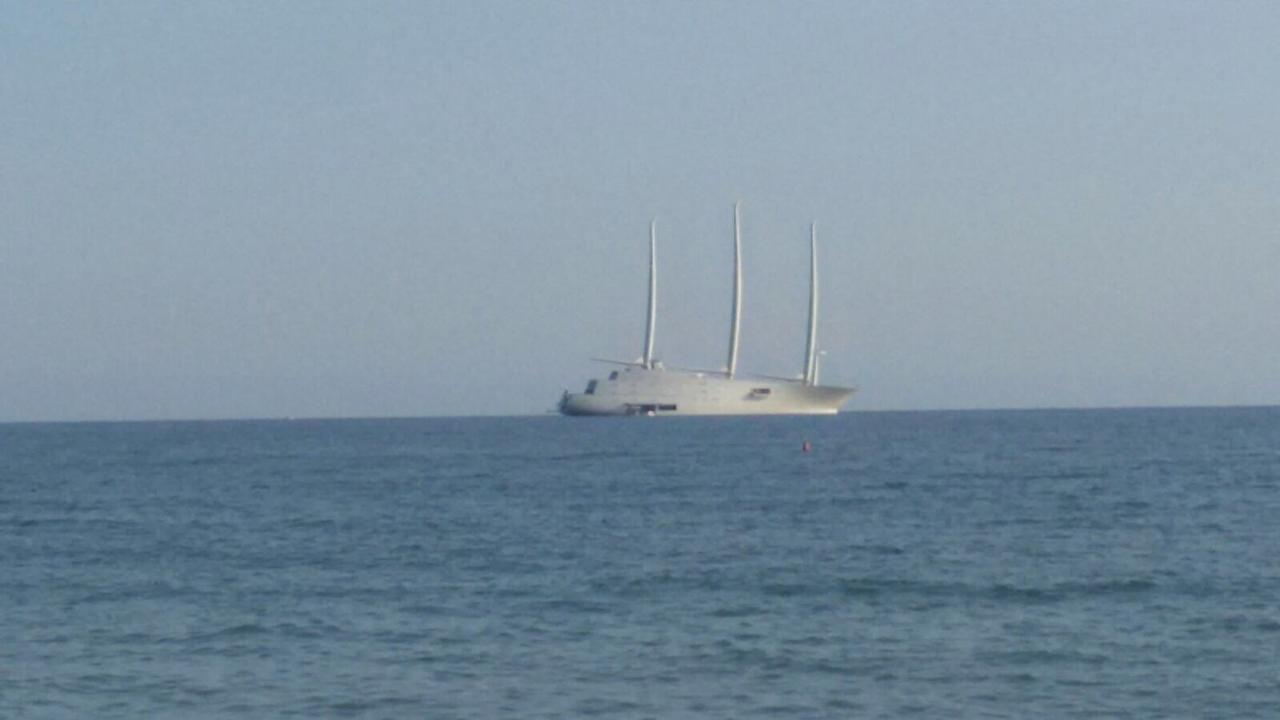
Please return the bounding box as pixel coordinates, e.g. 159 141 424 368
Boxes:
3 408 1279 718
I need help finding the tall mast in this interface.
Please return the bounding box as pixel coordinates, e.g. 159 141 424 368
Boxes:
726 202 743 378
643 220 657 369
803 223 819 385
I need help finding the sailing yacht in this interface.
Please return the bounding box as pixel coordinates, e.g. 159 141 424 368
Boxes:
559 203 856 416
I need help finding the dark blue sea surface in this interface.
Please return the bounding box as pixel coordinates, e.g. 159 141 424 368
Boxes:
4 408 1280 718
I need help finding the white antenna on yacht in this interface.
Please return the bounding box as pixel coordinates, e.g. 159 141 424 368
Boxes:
643 219 657 370
727 201 743 378
803 222 819 385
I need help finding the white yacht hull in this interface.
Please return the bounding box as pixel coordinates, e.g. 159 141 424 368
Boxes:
560 367 855 416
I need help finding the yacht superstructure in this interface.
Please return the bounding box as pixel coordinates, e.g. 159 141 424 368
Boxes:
559 204 856 416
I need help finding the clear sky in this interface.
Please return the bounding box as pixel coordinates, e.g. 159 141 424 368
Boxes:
4 1 1279 421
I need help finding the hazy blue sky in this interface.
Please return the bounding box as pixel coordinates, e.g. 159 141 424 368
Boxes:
4 1 1279 421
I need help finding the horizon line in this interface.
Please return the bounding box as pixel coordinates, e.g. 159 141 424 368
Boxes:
3 402 1279 426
